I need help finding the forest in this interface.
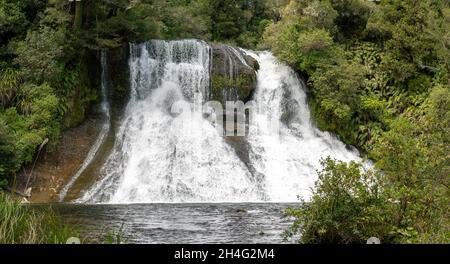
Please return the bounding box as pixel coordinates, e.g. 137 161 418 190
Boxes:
0 0 449 244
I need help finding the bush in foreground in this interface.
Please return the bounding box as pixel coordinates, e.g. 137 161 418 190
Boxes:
285 157 449 244
284 158 391 244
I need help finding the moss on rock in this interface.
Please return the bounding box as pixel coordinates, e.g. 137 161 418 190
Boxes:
210 44 259 104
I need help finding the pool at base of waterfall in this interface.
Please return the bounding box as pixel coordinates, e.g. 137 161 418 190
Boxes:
36 203 297 243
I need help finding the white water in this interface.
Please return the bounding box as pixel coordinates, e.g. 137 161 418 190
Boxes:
77 40 361 204
59 51 111 201
246 51 360 201
79 40 259 203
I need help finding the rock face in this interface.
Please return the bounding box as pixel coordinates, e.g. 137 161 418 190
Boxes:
107 42 260 107
107 43 130 114
210 44 259 104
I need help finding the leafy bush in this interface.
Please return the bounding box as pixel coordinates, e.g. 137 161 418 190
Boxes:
284 158 390 244
0 68 21 106
15 27 66 83
0 82 60 182
285 155 449 244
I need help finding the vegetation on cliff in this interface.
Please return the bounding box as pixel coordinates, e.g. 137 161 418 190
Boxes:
1 0 97 185
209 44 260 103
0 0 448 244
264 0 449 243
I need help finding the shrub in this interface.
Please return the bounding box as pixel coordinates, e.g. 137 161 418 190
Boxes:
284 157 390 244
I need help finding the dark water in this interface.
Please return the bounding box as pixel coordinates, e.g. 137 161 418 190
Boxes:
45 203 298 244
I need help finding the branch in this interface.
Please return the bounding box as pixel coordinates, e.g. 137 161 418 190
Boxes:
419 64 438 73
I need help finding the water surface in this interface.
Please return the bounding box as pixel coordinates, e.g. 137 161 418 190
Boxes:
49 203 297 244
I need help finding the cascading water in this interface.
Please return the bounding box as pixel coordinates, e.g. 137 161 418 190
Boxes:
75 40 361 204
59 51 111 201
79 40 259 203
245 51 361 201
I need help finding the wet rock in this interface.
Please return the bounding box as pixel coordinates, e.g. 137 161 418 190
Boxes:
210 44 259 104
235 208 247 213
107 43 131 114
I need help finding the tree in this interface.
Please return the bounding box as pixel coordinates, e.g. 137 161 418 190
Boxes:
74 0 83 30
0 0 27 44
15 27 66 83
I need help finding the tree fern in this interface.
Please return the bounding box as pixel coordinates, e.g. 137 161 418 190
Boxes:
0 68 21 107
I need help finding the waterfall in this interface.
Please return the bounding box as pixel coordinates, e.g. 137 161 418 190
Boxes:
245 51 361 201
59 51 111 201
79 40 259 203
75 40 361 204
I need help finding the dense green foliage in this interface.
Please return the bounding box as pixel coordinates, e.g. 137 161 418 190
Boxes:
284 158 389 243
0 0 94 183
265 0 450 243
0 192 77 243
1 0 448 244
0 0 280 185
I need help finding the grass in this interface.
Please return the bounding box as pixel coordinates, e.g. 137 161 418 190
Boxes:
104 224 127 244
0 192 78 244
